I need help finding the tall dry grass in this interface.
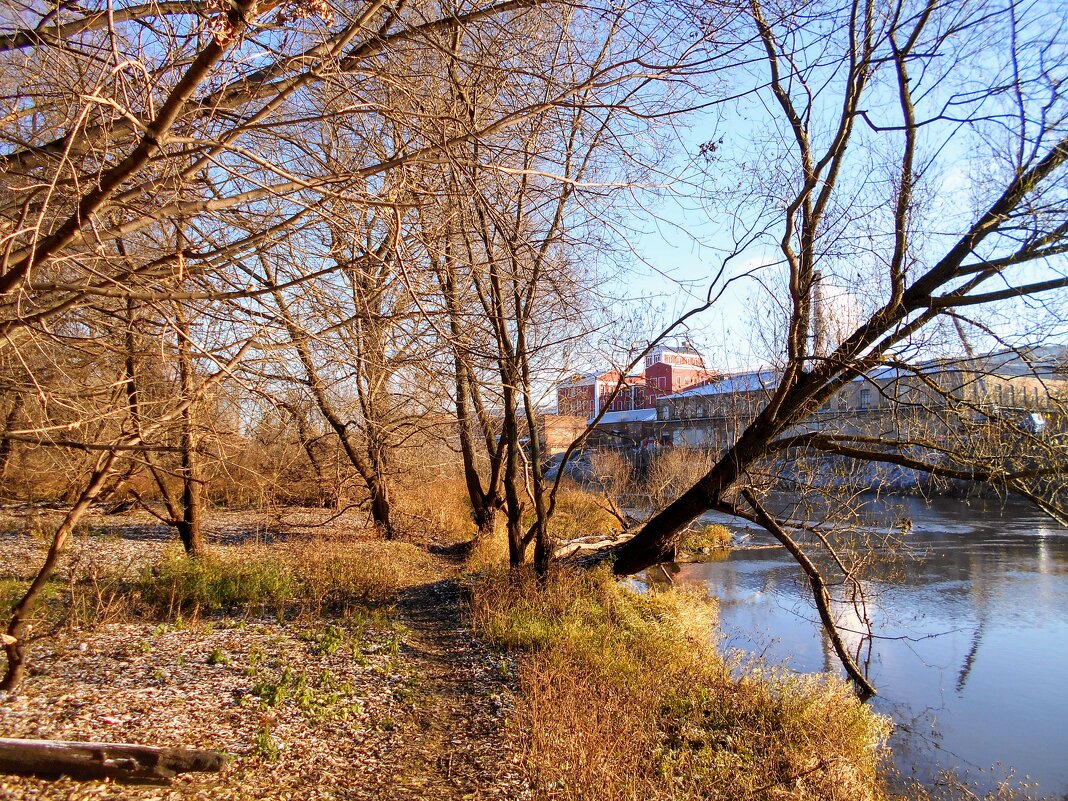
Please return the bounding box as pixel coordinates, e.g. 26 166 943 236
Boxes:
462 483 624 572
470 566 891 801
645 448 717 511
542 484 622 542
392 477 476 543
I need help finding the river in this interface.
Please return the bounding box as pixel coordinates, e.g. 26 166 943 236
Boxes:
665 496 1068 798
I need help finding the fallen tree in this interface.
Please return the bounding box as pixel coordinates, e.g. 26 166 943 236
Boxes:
0 738 226 783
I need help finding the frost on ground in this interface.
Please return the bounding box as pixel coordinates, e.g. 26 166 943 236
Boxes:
0 508 530 800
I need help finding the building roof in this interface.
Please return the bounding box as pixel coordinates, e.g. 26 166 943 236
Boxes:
559 369 627 387
849 345 1068 383
657 342 703 356
650 361 715 372
597 409 657 424
663 369 779 399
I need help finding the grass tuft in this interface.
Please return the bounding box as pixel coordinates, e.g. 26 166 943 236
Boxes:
144 549 295 616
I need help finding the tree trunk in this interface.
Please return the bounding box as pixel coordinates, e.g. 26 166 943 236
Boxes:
609 457 739 575
502 395 526 567
473 505 498 539
369 480 392 539
609 418 779 574
176 420 203 556
2 455 116 691
0 394 24 484
439 254 505 542
174 295 204 557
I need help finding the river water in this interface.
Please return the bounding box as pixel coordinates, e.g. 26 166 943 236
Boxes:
667 496 1068 797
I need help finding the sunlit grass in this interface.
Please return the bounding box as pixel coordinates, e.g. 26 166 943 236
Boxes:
470 565 891 801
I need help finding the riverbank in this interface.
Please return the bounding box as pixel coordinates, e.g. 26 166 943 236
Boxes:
471 565 890 801
0 507 891 799
674 495 1068 800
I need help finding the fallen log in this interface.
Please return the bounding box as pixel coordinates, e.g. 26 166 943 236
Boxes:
0 738 226 783
553 531 635 561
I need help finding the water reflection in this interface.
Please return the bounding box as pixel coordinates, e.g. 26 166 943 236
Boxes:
671 496 1068 797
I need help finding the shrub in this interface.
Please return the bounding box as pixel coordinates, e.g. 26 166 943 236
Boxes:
645 449 716 510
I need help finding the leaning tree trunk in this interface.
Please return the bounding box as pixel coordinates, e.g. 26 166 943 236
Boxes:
2 455 116 690
602 416 878 697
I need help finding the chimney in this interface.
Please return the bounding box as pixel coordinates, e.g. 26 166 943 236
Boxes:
810 270 826 360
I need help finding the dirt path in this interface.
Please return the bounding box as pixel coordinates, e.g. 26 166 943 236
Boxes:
362 578 529 801
0 513 532 800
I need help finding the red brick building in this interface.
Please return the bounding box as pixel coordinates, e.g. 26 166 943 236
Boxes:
556 370 641 418
642 344 717 403
555 344 717 420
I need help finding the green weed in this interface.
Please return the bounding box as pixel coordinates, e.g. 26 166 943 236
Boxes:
304 623 346 655
253 725 280 762
250 665 360 720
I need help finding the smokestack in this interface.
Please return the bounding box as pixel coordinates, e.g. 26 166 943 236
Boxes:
810 270 826 360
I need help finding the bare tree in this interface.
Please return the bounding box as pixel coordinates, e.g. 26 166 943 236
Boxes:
1 0 702 688
405 0 705 567
600 0 1068 697
255 202 432 537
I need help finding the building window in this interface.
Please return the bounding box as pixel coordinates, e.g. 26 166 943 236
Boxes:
858 388 871 409
695 403 704 418
660 406 670 420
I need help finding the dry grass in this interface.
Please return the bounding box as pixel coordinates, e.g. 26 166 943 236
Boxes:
543 485 622 541
899 774 1053 801
470 566 891 801
393 478 477 544
458 483 624 573
141 537 444 619
464 526 510 573
0 522 448 633
680 523 733 552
